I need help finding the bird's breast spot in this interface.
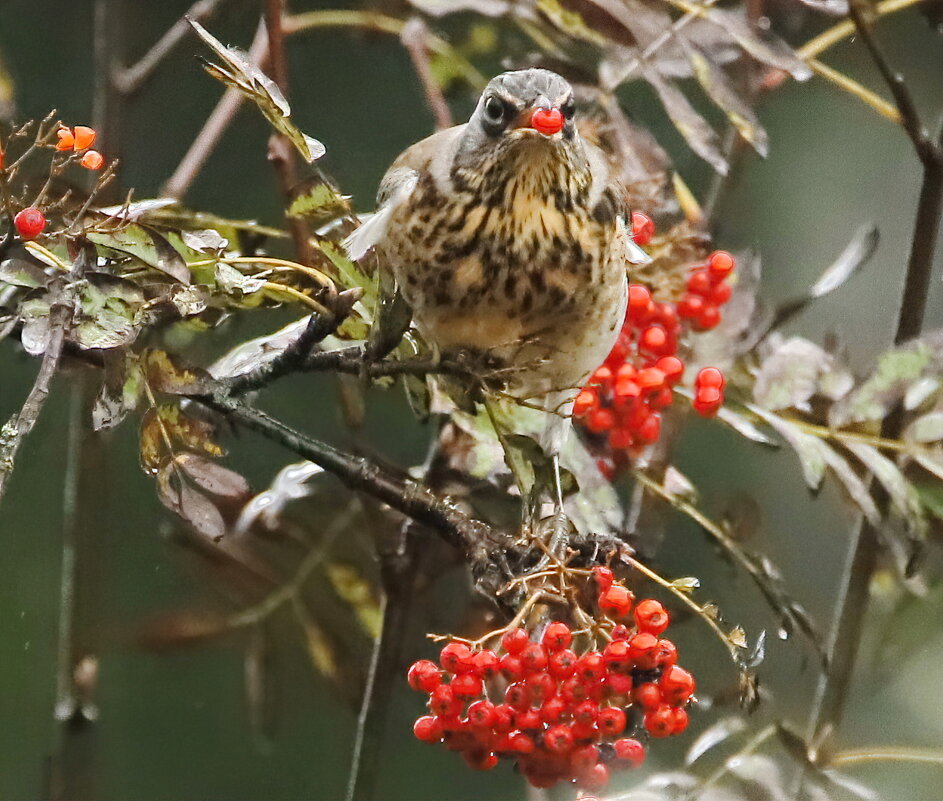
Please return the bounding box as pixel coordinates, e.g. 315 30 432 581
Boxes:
419 309 524 352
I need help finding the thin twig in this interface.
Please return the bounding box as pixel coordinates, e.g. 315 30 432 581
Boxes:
401 18 453 131
113 0 227 95
827 746 943 768
161 19 269 200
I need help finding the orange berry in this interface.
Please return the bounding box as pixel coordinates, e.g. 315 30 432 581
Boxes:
573 389 596 417
80 150 104 170
73 126 96 151
56 128 75 151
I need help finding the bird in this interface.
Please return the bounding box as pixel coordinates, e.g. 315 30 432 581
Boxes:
346 68 647 529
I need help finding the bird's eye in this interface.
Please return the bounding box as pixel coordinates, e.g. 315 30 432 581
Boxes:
561 97 576 121
483 95 505 125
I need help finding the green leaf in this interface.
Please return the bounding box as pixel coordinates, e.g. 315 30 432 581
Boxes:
287 180 351 224
88 224 192 284
905 411 943 443
844 441 923 524
74 272 146 350
0 257 47 289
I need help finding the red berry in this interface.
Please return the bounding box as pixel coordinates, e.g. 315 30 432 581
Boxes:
570 743 600 771
591 365 613 384
577 762 610 791
592 566 614 591
570 720 597 741
439 641 472 673
573 389 596 417
640 324 667 352
505 681 531 709
407 659 442 693
509 732 535 754
628 632 659 670
541 696 567 724
598 706 627 736
661 664 696 706
695 367 725 389
466 699 496 727
677 293 705 319
628 283 652 310
575 652 606 682
429 685 461 716
604 671 633 699
670 706 690 734
586 407 616 433
635 413 661 443
14 207 47 240
631 211 655 246
608 427 633 450
650 387 674 409
644 705 676 738
613 737 646 768
413 715 443 743
611 625 630 641
451 672 483 699
603 640 632 673
73 126 97 151
635 599 670 635
470 649 499 679
544 724 575 754
655 356 684 383
499 653 524 681
708 250 735 280
572 700 598 726
654 638 678 667
598 584 633 617
637 367 666 391
696 303 721 330
501 628 530 655
548 648 578 679
687 269 712 296
516 708 542 731
531 106 564 135
541 622 572 652
525 671 556 702
710 281 732 305
80 150 104 170
521 643 549 672
493 704 515 732
634 682 662 711
463 749 499 770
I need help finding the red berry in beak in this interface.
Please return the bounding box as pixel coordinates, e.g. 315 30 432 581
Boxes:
530 107 564 135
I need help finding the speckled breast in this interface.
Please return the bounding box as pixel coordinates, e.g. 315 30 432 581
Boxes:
381 156 628 398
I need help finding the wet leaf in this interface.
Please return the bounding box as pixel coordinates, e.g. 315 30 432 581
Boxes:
685 716 747 765
156 460 227 541
644 69 728 174
729 754 789 801
181 228 229 254
407 0 510 16
794 0 849 15
139 404 223 474
843 441 923 524
904 411 943 443
143 349 212 395
98 198 179 221
750 406 826 489
903 376 940 410
287 180 351 225
88 223 191 284
686 42 768 156
753 337 850 411
0 257 47 288
92 350 142 431
214 262 266 296
715 405 778 446
175 453 251 503
169 285 208 317
73 272 146 350
190 18 326 162
670 576 700 593
19 293 53 356
325 563 381 638
234 461 323 534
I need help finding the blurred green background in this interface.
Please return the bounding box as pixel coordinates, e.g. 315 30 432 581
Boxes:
1 1 942 799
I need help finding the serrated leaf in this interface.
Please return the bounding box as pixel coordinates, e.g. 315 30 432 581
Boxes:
645 68 728 174
88 224 191 284
287 181 351 224
686 43 768 156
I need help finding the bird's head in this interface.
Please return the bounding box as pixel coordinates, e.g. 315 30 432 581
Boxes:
454 69 584 174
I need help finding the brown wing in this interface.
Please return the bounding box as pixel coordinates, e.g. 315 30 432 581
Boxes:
376 124 466 206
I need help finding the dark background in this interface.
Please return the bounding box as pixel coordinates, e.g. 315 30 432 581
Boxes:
1 1 942 799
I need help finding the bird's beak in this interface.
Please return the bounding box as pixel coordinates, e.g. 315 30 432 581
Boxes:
512 98 565 136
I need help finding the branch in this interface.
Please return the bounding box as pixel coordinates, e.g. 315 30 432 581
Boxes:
847 0 942 165
400 17 453 131
113 0 227 95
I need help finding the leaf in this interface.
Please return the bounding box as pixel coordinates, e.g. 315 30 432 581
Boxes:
139 404 223 474
156 460 227 541
829 334 943 427
535 0 611 46
18 293 52 356
749 406 826 489
234 461 323 534
73 272 146 350
189 18 326 163
809 225 879 298
644 68 728 174
169 285 208 317
662 465 699 503
715 405 778 446
728 754 790 801
0 257 47 288
135 609 233 649
88 224 191 284
175 453 251 503
727 625 748 649
325 563 381 638
98 197 178 221
287 180 351 225
92 350 142 431
685 716 747 765
181 228 229 254
142 349 212 395
685 42 768 156
903 376 940 410
753 336 852 411
905 411 943 443
295 607 339 680
214 262 266 296
670 576 700 593
843 441 923 523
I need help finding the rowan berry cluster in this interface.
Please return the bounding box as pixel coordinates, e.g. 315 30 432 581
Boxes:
573 213 734 470
408 569 695 791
